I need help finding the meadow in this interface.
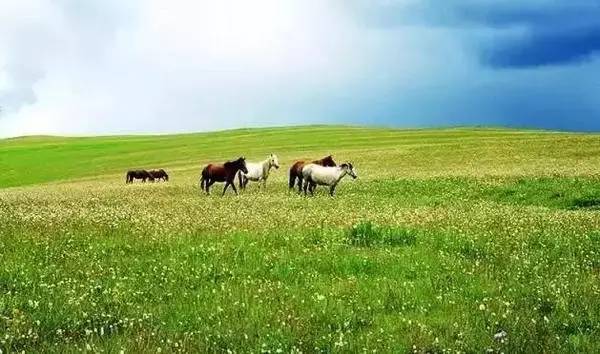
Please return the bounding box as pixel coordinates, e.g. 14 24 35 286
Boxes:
1 125 600 353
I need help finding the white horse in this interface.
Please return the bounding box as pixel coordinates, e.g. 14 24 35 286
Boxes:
302 162 357 196
238 154 280 190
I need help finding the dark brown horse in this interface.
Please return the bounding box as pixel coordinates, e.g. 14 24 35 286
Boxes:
288 155 336 193
200 157 248 195
149 169 169 182
126 170 154 183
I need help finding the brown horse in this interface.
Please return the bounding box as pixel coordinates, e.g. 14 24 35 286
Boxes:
126 170 154 183
200 157 248 195
288 155 336 193
149 169 169 182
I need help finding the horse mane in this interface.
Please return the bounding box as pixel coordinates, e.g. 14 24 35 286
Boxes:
224 157 244 169
316 155 336 167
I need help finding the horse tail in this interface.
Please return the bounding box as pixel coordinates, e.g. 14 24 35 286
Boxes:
288 166 296 189
200 166 209 190
201 166 210 179
199 174 205 190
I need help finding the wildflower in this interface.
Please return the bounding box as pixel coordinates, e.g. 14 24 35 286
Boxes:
494 330 507 341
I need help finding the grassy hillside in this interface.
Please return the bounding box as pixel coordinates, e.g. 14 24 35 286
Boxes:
1 126 600 352
3 125 600 188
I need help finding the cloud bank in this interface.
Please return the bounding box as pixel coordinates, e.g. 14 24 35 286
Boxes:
0 0 598 137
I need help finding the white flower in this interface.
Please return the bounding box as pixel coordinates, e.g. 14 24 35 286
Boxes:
494 330 507 341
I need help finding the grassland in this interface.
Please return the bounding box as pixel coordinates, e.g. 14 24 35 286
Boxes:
1 125 600 353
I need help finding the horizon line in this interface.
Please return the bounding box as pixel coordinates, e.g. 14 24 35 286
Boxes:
1 123 596 141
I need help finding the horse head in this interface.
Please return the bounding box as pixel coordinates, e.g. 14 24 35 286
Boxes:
341 163 357 179
270 154 280 169
238 157 248 174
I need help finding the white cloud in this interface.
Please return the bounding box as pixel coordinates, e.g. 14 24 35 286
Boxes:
1 0 367 136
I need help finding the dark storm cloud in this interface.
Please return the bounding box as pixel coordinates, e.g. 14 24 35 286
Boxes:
350 0 600 68
482 26 600 68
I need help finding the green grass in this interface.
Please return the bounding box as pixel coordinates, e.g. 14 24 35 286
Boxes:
1 125 600 352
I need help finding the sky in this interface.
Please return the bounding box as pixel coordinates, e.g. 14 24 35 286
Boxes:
0 0 598 137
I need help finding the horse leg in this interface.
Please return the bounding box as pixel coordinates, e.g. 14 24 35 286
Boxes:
329 185 336 196
222 182 231 196
288 172 296 190
310 182 315 195
297 176 304 193
237 172 244 190
230 182 239 195
206 180 215 195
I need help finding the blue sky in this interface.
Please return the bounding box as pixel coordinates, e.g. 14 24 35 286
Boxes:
0 0 598 137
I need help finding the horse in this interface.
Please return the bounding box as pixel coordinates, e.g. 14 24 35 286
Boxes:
125 170 154 183
302 163 357 196
149 169 169 182
288 155 336 193
200 157 248 196
237 154 279 190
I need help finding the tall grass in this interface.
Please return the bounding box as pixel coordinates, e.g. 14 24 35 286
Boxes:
346 222 417 247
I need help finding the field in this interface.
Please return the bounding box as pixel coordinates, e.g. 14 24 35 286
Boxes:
1 125 600 353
